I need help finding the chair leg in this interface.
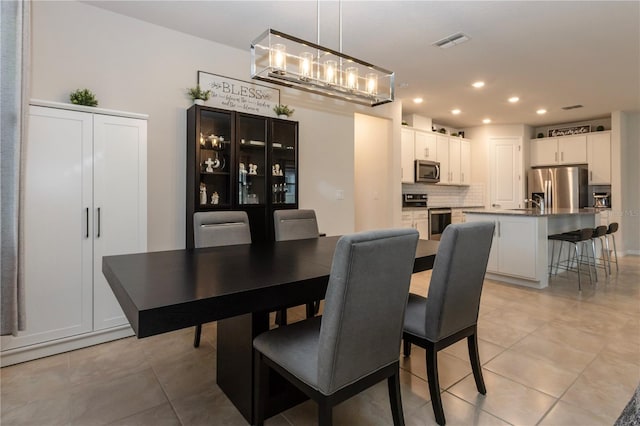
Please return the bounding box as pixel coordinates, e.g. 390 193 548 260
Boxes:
193 324 202 348
318 400 333 426
403 339 411 357
388 367 406 426
425 343 446 426
573 244 582 291
467 333 486 394
253 352 268 426
612 234 619 272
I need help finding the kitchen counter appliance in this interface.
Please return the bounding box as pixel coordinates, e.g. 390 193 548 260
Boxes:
428 207 452 240
593 192 611 208
415 160 440 183
403 193 428 208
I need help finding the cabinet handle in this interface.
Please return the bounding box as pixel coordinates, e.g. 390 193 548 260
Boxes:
555 152 558 162
97 207 101 238
85 208 89 238
590 171 593 181
561 152 564 161
426 147 429 157
461 172 464 182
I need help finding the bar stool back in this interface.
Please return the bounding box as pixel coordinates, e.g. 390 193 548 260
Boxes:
606 222 619 273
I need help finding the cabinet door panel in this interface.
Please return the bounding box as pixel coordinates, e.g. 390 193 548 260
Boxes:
448 137 461 184
436 136 450 184
498 217 537 279
587 133 611 184
1 107 93 350
93 115 147 330
460 140 471 185
415 131 436 161
559 135 587 164
401 129 415 183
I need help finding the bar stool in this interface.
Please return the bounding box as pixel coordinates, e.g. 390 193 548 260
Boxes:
605 222 619 273
548 228 595 291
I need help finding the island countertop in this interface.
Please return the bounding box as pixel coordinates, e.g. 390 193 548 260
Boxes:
463 208 603 217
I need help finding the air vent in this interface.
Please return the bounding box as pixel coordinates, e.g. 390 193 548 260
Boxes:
561 104 584 110
432 32 471 49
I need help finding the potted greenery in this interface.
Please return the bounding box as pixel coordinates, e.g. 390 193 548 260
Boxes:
69 88 98 107
187 85 211 105
273 104 294 118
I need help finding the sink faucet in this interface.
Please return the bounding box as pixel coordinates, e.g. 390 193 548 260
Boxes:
524 195 545 212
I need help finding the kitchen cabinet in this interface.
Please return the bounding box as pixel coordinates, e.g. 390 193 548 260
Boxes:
466 214 540 280
1 101 146 366
530 135 587 167
587 131 611 184
451 209 465 224
415 131 437 162
401 210 429 239
186 105 298 246
436 136 471 185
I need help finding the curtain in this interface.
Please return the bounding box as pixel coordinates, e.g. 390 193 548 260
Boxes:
1 0 30 335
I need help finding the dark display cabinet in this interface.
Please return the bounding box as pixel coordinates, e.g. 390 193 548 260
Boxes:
187 105 298 247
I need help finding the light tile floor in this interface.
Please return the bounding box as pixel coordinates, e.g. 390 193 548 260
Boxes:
2 256 639 425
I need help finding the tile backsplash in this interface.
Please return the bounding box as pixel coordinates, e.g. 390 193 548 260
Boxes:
402 183 485 208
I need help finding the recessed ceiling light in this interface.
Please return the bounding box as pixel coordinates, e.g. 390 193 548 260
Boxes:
536 109 547 115
472 81 485 88
483 118 491 124
508 96 520 103
451 109 461 115
413 97 423 104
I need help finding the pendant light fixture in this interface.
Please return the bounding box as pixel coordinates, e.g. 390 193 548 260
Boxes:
250 2 394 107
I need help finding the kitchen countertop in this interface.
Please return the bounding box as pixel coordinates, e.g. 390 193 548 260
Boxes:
402 205 484 211
463 208 602 217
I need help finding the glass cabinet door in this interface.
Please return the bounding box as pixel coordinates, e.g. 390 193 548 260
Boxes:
270 120 298 205
198 108 232 207
237 114 267 206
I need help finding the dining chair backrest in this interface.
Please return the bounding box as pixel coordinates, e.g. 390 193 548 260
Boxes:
193 211 251 248
273 209 319 241
423 222 495 342
317 228 419 394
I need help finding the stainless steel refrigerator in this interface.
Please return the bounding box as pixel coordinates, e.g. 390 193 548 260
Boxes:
527 165 589 209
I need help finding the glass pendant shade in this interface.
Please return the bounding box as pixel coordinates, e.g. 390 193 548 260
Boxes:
251 29 394 107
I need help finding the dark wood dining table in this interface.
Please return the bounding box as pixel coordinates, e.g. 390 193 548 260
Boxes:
102 235 439 424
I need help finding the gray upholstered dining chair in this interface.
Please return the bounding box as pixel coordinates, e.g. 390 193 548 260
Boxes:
402 221 495 426
192 211 251 347
253 228 420 426
273 209 322 324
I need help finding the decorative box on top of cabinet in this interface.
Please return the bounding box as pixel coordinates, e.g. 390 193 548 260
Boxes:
186 105 298 247
0 101 147 367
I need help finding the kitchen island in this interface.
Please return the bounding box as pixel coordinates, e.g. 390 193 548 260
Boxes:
464 208 600 288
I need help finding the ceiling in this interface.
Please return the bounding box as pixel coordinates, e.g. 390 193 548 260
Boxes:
88 1 640 129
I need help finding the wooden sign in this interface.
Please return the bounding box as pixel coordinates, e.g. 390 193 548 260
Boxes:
548 125 591 137
198 71 280 115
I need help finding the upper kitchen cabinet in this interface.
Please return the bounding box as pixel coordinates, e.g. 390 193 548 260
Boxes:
415 130 437 162
530 135 587 167
587 131 611 184
436 135 471 186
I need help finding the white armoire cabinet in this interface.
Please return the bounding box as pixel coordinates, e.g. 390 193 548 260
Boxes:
0 101 147 366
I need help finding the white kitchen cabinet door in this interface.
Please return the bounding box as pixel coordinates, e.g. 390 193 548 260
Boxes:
460 139 471 185
496 216 537 279
413 210 429 239
559 135 587 164
448 137 461 185
1 107 94 351
93 115 147 331
530 138 558 166
415 131 437 162
401 128 415 183
436 135 450 184
587 132 611 184
401 211 414 229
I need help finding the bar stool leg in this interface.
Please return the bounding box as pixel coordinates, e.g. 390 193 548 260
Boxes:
590 239 599 282
611 234 619 272
573 243 582 291
599 236 610 276
556 242 564 275
549 240 556 277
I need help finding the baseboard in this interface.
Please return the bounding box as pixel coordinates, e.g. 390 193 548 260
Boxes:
1 326 134 367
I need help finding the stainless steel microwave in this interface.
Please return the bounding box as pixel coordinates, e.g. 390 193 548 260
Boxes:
415 160 440 183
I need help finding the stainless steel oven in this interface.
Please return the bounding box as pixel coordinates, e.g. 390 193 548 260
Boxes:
428 208 451 240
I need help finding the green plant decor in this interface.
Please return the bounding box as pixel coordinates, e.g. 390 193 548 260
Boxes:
273 104 294 117
187 85 211 101
69 89 98 107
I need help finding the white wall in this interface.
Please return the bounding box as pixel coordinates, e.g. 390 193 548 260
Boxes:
31 1 398 249
615 111 640 254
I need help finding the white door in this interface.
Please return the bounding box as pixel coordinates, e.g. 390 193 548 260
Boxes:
1 107 94 350
93 115 147 330
490 137 522 209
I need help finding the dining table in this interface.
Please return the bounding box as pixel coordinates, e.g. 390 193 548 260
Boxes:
102 235 439 424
